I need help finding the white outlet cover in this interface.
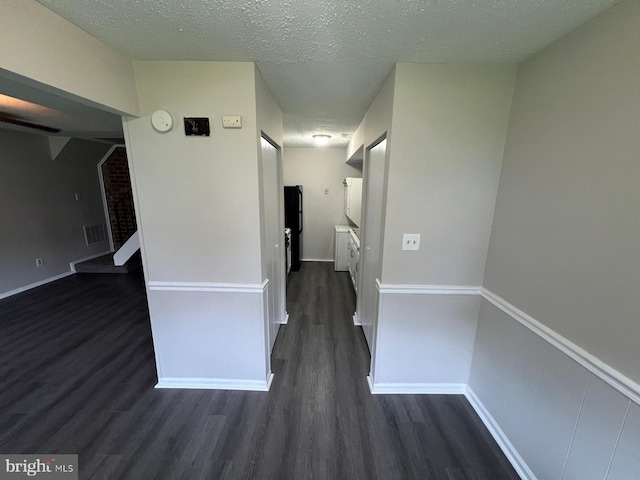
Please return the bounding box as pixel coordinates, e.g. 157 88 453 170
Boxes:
222 115 242 128
402 233 421 251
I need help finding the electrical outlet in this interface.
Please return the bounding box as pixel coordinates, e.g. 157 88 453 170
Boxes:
35 258 43 267
222 115 242 128
402 234 421 251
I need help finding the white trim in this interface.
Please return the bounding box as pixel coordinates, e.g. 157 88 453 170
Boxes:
69 250 114 272
281 312 289 324
0 246 115 304
465 386 537 480
148 279 269 293
353 312 361 325
367 378 466 395
480 288 640 406
0 271 75 300
113 230 139 266
155 373 274 391
301 258 333 263
370 281 640 406
376 281 481 296
96 144 121 253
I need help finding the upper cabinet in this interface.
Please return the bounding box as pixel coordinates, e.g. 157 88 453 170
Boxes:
344 177 363 227
346 123 364 166
346 145 363 167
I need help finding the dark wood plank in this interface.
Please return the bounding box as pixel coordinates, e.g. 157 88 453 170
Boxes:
0 263 520 479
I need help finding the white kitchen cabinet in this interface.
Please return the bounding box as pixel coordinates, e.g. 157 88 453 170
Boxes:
343 177 362 227
334 225 350 271
347 228 360 293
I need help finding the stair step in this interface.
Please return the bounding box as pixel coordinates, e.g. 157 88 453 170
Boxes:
75 252 141 274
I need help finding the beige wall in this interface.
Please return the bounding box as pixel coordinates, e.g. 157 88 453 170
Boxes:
0 0 138 115
483 0 640 384
283 147 361 261
382 63 517 286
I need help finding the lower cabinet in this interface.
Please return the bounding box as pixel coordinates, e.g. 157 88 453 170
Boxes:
347 230 360 294
334 225 350 271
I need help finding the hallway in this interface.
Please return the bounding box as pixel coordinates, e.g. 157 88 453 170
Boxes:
0 263 517 479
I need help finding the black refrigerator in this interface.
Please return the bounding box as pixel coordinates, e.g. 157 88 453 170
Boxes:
284 185 302 271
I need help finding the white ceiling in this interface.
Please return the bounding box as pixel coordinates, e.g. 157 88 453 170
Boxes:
4 0 618 146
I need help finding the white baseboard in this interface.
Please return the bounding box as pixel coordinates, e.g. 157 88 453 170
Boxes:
465 386 536 480
69 250 113 272
281 312 289 324
0 270 75 300
367 377 467 395
155 373 274 391
301 258 333 262
353 312 361 325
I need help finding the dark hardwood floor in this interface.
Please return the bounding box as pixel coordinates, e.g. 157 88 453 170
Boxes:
0 262 519 479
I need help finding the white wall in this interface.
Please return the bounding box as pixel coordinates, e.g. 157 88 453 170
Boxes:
0 130 112 296
482 0 640 385
369 64 516 391
0 0 138 116
470 299 639 480
283 147 361 261
352 68 396 364
255 66 286 361
470 1 640 478
383 63 517 286
255 66 283 148
125 61 263 284
124 61 280 389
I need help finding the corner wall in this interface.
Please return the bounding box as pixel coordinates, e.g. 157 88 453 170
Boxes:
469 1 640 478
369 64 517 391
123 61 274 389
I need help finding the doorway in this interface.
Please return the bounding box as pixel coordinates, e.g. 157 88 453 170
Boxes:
98 145 137 252
260 135 286 352
356 136 388 369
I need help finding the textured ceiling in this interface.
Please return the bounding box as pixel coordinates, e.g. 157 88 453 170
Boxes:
22 0 620 145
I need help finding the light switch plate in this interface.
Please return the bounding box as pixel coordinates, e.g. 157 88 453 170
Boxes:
402 233 421 251
222 115 242 128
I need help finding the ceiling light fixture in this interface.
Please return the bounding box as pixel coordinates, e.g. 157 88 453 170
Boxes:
312 134 331 146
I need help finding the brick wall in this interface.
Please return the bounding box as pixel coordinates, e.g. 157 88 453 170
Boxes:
102 147 136 250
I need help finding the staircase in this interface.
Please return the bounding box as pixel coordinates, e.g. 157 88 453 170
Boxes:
74 230 141 274
74 251 141 274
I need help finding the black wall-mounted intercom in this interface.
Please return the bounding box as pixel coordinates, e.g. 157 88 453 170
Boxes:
184 117 210 136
